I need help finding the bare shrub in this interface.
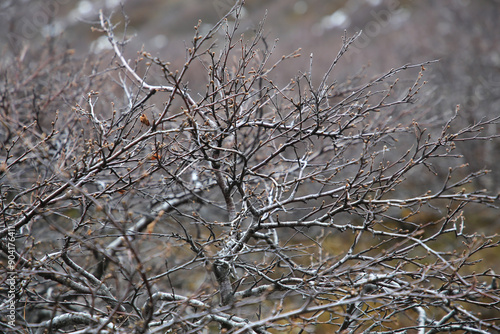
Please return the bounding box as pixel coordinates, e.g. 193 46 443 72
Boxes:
1 4 499 334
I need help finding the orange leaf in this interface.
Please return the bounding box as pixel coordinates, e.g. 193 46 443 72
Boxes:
140 113 150 126
150 152 161 160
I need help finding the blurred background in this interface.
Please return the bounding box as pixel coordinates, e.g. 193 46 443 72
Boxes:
1 4 499 329
2 0 499 224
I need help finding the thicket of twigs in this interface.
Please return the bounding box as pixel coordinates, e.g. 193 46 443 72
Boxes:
1 3 499 333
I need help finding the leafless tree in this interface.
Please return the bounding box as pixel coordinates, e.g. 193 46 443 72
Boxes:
1 3 499 334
